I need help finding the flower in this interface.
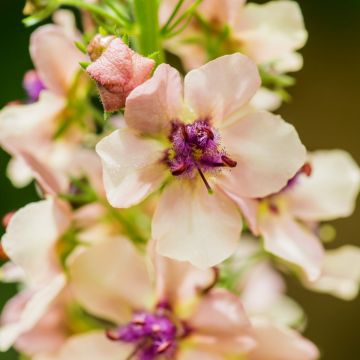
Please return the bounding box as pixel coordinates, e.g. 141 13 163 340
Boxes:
222 237 319 360
0 198 108 351
0 12 103 195
96 53 306 268
161 0 307 71
66 237 255 359
160 0 307 110
86 35 156 112
233 150 360 281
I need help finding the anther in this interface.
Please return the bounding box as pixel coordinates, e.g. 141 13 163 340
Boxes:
301 162 312 177
156 341 171 354
106 329 122 341
221 155 237 168
171 161 188 176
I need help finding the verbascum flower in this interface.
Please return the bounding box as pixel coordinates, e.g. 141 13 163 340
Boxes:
0 198 108 352
160 0 307 110
161 0 307 72
0 12 103 195
234 150 360 281
86 35 156 112
96 53 306 269
64 237 256 359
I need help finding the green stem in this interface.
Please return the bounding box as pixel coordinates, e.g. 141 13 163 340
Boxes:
133 0 164 62
59 0 127 27
161 0 185 34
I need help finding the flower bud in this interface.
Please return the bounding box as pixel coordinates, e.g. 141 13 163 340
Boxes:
23 70 46 102
86 35 155 112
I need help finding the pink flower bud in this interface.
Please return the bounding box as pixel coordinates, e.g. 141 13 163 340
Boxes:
2 211 14 228
86 35 155 112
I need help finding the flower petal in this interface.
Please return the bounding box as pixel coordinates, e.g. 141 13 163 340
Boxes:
219 111 306 198
249 319 319 360
6 157 33 188
178 348 223 360
184 54 260 125
250 87 282 112
30 25 85 95
69 237 152 324
236 1 307 64
1 198 71 285
151 241 215 306
287 150 360 221
39 332 132 360
306 245 360 300
0 274 66 352
189 289 251 337
153 180 242 269
188 289 255 355
259 213 324 281
125 64 183 134
198 0 246 28
0 91 65 150
96 128 166 208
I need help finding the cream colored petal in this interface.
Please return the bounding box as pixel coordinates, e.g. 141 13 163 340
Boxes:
236 1 307 64
220 111 306 198
1 198 71 284
184 54 260 126
125 64 183 135
0 91 64 149
96 128 166 208
69 237 153 324
30 24 85 95
250 87 282 111
0 274 66 352
154 180 242 269
306 245 360 300
6 157 33 188
249 319 319 360
151 241 215 306
287 150 360 221
259 213 324 282
36 332 132 360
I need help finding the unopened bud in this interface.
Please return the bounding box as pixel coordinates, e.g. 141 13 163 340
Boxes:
86 35 155 112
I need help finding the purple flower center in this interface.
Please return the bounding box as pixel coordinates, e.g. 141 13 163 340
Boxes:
165 119 237 192
23 70 46 102
106 309 184 360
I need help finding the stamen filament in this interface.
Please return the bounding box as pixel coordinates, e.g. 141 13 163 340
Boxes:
197 166 213 194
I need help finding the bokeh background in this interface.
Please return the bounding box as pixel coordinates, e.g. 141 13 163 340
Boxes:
0 0 359 359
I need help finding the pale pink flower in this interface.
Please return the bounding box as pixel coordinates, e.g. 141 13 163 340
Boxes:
305 245 360 300
65 237 255 359
160 0 307 71
228 238 319 360
0 286 68 357
0 14 103 195
96 53 306 268
0 198 107 351
233 150 360 281
86 35 155 112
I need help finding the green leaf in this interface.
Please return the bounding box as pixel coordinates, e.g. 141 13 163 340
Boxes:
75 41 87 54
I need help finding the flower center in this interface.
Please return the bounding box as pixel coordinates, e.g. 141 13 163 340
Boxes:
165 119 237 192
106 308 186 360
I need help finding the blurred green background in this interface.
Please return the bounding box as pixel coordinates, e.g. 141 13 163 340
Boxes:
0 0 359 359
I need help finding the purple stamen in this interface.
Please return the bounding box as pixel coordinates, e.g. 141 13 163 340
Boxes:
165 119 237 191
107 310 181 360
